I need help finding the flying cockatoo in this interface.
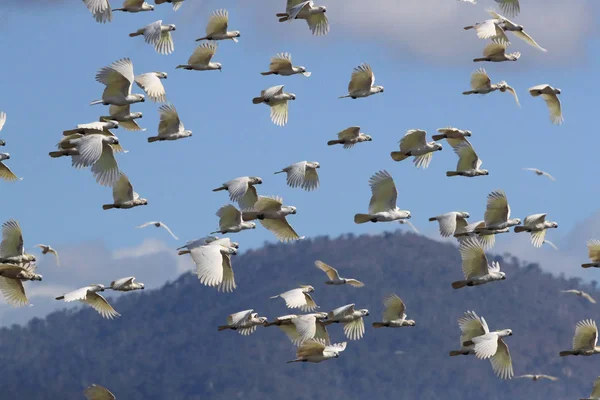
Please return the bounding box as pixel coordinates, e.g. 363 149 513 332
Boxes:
446 141 489 177
561 290 596 304
108 276 144 292
91 58 145 106
196 9 240 42
314 260 364 287
0 154 20 182
354 170 411 224
82 0 113 23
84 384 116 400
529 84 563 125
0 263 42 307
449 310 485 356
327 126 372 149
102 173 148 210
462 68 520 107
242 196 301 242
34 245 60 266
261 53 310 77
135 72 167 103
489 10 545 51
51 130 125 159
390 129 442 168
0 219 36 264
523 168 555 181
185 241 238 292
287 340 346 363
211 204 256 234
324 304 369 340
100 105 144 132
429 212 470 237
217 309 268 335
372 294 415 328
581 376 600 400
147 104 192 143
177 236 239 256
270 286 318 312
560 320 600 357
176 42 222 72
473 43 520 62
514 214 558 248
274 161 320 191
212 176 262 210
252 85 296 127
339 63 384 99
136 221 178 240
265 313 330 345
155 0 185 11
583 240 600 269
55 284 120 319
63 120 119 136
474 190 521 239
452 237 506 289
432 127 472 142
276 1 329 36
515 374 559 382
129 20 176 55
113 0 154 13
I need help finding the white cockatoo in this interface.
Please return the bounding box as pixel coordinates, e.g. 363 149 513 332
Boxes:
213 176 262 210
265 313 330 345
135 72 167 103
390 129 442 168
129 20 176 55
372 294 416 328
34 245 60 266
429 212 470 237
155 0 185 11
51 130 125 159
242 196 301 242
583 240 600 269
252 85 296 126
490 10 545 51
0 154 20 182
102 173 148 210
148 104 192 143
261 53 311 77
560 320 600 357
82 0 113 23
211 205 256 235
100 105 145 132
0 263 42 307
462 68 520 107
450 311 513 380
91 58 145 106
529 84 563 125
0 111 6 146
55 284 120 319
327 126 372 149
432 127 472 142
274 161 320 191
0 220 36 264
473 43 520 62
270 286 318 312
71 134 121 187
276 1 329 36
514 214 558 248
185 241 238 292
562 290 596 304
196 9 240 42
287 340 346 363
581 376 600 400
218 309 268 335
177 237 239 256
474 190 521 239
136 221 178 240
339 63 384 99
108 276 144 291
176 42 222 72
515 374 558 382
523 168 555 181
324 304 369 340
113 0 154 13
452 237 506 289
63 120 119 136
84 384 116 400
314 260 364 287
446 141 489 177
354 170 411 224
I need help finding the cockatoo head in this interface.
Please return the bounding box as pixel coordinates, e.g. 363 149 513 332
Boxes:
498 329 513 337
139 283 145 289
32 274 43 281
464 130 472 137
166 24 176 31
182 130 193 138
405 319 416 326
433 142 443 151
317 6 327 13
105 120 119 129
374 85 384 93
499 271 506 280
308 161 320 169
0 153 9 161
363 134 372 141
149 5 155 10
359 309 369 316
458 212 470 219
401 211 411 219
132 112 143 119
314 312 328 320
138 198 149 206
283 206 297 215
555 88 561 95
232 31 241 38
301 285 315 293
250 177 263 185
230 241 240 249
155 72 168 79
104 136 120 146
215 63 223 71
550 222 558 228
257 316 268 324
133 94 146 103
288 93 297 100
0 140 5 146
222 247 238 256
481 169 489 175
94 284 106 292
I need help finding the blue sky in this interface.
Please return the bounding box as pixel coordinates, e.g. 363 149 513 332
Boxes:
0 0 598 323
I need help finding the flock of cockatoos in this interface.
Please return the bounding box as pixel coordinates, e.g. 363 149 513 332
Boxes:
0 0 596 398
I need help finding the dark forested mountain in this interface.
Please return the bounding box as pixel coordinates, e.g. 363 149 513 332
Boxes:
0 231 597 399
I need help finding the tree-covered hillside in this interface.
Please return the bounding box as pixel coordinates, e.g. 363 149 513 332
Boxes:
0 231 597 399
